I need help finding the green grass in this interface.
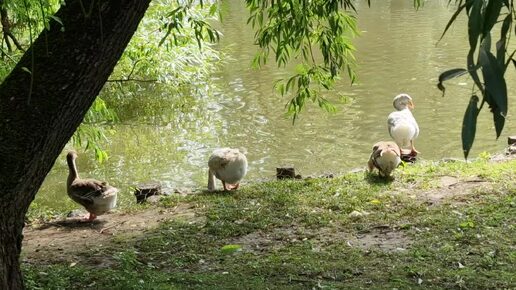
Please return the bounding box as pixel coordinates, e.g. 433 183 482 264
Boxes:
23 158 516 289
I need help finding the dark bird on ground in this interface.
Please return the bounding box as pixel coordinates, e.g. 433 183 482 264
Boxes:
66 151 118 221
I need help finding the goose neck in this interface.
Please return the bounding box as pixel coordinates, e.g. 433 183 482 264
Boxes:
66 155 79 183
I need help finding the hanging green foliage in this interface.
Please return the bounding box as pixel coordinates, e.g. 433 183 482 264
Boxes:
246 0 360 122
437 0 514 159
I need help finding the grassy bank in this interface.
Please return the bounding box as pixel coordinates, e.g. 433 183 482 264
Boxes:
22 155 516 289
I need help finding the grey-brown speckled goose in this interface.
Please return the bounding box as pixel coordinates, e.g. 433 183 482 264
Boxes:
66 151 118 221
368 141 402 177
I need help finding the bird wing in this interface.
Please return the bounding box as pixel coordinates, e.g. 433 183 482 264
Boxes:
388 110 419 142
209 148 241 171
69 179 109 206
370 142 400 167
208 154 229 170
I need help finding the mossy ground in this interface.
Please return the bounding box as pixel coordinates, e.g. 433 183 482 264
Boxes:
22 155 516 289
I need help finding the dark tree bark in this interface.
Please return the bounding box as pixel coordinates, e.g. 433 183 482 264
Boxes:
0 0 151 288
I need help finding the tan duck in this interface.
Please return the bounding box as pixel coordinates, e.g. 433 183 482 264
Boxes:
66 151 118 221
208 148 248 191
368 141 401 177
387 93 420 155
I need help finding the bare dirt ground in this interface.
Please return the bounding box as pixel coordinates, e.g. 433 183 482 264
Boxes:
22 203 200 267
423 175 490 205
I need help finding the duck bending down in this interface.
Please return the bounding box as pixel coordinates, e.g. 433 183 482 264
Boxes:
387 93 420 155
66 151 118 221
368 141 401 177
208 148 248 191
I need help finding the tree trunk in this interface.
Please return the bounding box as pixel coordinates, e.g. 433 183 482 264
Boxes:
0 0 151 288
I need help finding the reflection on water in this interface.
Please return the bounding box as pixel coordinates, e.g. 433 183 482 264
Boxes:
36 0 515 211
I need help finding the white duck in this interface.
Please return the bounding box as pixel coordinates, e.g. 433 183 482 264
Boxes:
387 93 420 155
208 148 248 191
367 141 402 177
66 151 118 221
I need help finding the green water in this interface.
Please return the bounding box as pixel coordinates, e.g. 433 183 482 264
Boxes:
35 0 516 211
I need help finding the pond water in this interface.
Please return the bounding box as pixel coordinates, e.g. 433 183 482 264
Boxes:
35 0 516 211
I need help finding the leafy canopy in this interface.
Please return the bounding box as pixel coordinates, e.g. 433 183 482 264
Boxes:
1 0 512 160
0 0 221 161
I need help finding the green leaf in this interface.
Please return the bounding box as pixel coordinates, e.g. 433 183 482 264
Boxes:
49 15 64 26
505 50 516 70
488 91 506 140
467 51 483 93
437 68 467 93
439 68 468 82
482 0 503 38
462 95 479 160
459 220 475 229
221 244 242 254
480 32 491 52
438 3 466 42
209 3 218 16
479 47 507 138
467 0 483 50
497 14 512 70
21 67 32 75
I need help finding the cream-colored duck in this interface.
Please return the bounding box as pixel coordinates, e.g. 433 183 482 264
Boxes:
66 151 118 221
387 93 420 155
367 141 402 177
208 148 248 191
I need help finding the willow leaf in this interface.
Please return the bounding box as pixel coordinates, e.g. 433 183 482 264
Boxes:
479 47 508 138
439 3 466 42
462 95 479 159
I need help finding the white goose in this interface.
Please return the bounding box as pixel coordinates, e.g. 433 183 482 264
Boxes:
387 93 419 155
207 148 248 191
66 151 118 221
368 141 401 177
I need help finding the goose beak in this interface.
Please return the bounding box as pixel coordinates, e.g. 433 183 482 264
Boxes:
408 100 415 110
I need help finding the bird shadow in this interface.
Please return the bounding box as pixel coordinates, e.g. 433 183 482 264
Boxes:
36 218 107 231
365 172 395 185
198 189 236 196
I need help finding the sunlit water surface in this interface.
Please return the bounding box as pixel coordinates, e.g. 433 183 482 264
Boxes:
36 0 516 211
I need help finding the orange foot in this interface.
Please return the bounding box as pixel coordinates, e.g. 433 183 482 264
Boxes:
85 213 97 221
223 182 240 191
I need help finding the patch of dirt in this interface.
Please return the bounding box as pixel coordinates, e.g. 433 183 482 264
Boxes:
421 176 490 205
22 203 201 267
350 226 411 252
230 225 411 254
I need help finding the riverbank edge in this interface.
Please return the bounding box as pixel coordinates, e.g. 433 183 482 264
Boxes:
21 149 516 289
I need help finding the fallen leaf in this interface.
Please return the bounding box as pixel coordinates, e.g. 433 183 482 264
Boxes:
370 199 381 205
221 244 242 254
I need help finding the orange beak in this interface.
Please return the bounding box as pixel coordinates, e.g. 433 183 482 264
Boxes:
408 100 415 110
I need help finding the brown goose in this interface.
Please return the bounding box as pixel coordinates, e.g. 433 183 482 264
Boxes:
367 141 402 177
66 151 118 221
208 148 248 191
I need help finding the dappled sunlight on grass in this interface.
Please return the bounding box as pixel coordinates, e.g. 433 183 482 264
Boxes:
23 158 516 289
